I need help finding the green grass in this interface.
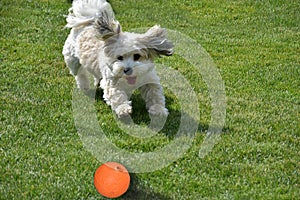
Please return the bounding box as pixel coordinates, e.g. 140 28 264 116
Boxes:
1 0 299 199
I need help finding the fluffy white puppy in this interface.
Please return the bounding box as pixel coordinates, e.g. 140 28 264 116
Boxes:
63 0 173 117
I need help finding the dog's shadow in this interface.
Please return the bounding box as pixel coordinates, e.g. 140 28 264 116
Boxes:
130 91 208 137
94 88 209 137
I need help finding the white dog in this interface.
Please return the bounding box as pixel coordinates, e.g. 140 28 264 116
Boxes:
63 0 173 118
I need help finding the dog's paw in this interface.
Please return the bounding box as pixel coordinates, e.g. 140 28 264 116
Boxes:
148 104 169 117
115 104 132 117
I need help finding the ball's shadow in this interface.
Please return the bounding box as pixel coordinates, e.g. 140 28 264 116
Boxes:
121 174 172 200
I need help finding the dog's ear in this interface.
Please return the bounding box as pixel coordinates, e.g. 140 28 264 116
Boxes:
140 25 174 58
94 11 122 40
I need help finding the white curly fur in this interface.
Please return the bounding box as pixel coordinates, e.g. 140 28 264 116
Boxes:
63 0 173 117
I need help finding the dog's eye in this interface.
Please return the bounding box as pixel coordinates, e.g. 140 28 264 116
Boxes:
117 56 124 61
133 54 141 61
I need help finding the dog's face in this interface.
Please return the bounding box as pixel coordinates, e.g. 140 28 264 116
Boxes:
102 33 157 85
95 12 173 85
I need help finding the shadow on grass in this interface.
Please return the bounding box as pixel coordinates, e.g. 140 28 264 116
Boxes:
93 87 209 137
130 92 209 137
121 174 172 200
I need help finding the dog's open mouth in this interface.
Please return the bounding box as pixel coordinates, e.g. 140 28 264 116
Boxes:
126 76 137 85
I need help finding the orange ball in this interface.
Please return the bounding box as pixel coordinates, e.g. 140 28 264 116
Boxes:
94 162 130 198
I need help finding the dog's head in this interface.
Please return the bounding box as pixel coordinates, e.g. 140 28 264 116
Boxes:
94 12 174 85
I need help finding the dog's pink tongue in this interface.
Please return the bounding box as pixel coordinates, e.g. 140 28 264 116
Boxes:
126 77 137 85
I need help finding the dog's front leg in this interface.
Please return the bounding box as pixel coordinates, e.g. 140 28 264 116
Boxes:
103 87 132 117
140 83 168 117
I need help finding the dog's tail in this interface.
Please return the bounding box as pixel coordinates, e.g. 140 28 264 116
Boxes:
65 0 114 28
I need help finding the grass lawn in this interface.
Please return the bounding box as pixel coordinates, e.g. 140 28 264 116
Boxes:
1 0 299 199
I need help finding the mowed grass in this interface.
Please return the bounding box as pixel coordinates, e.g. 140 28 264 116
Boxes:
1 0 299 199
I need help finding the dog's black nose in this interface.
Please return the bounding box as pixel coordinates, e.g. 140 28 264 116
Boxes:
124 67 133 75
